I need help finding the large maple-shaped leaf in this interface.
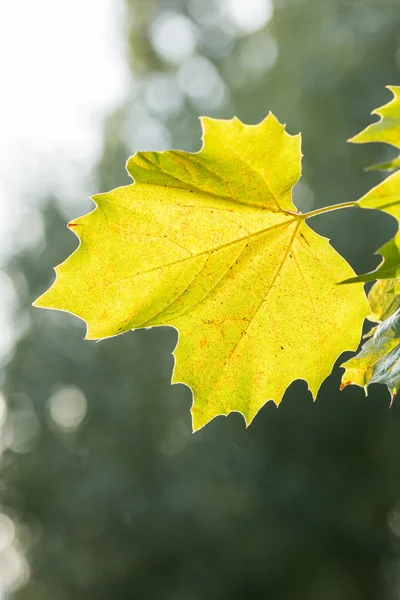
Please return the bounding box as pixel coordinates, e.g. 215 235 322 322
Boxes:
34 115 368 430
349 85 400 171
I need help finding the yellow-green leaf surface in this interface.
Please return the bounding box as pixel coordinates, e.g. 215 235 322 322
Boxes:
342 88 400 284
350 85 400 171
341 86 400 399
342 170 400 283
341 308 400 402
34 115 368 431
367 278 400 322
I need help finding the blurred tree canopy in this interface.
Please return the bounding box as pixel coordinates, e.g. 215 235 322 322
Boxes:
2 0 400 598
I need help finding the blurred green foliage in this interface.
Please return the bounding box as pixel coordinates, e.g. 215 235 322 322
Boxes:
2 0 400 598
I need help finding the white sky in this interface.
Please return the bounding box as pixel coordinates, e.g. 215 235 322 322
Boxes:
0 0 129 242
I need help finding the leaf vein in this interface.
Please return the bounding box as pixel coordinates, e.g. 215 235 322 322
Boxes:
291 246 322 387
90 217 297 288
200 221 301 420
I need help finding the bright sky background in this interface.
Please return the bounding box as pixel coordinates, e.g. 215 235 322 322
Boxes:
0 1 128 588
0 0 129 254
0 10 129 574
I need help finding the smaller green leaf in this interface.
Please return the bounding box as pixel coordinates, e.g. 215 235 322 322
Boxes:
367 278 400 322
341 86 400 401
341 308 400 402
365 155 400 172
341 170 400 283
342 88 400 284
349 86 400 172
349 86 400 151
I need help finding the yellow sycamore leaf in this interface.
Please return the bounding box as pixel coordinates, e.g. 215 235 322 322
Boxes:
34 114 368 431
349 85 400 171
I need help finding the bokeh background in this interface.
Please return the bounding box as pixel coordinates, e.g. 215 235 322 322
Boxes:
1 0 400 598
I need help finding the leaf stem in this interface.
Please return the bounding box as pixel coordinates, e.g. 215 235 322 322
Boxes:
298 200 358 220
